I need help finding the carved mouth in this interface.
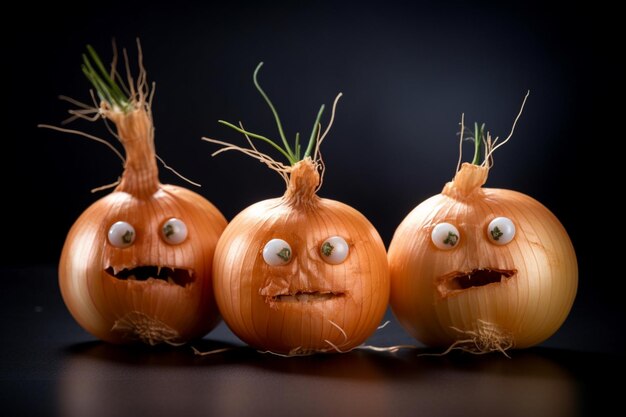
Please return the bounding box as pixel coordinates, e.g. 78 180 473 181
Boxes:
437 268 516 298
105 266 195 287
272 291 345 303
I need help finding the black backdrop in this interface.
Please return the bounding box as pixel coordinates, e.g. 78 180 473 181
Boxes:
4 1 615 351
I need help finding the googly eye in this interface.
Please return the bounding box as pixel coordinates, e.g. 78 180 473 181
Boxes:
263 238 292 266
487 217 516 245
108 221 136 248
320 236 349 265
431 223 460 250
161 218 188 245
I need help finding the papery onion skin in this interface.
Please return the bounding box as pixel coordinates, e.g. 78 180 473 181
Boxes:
56 57 227 344
60 184 227 344
388 163 578 349
213 159 390 354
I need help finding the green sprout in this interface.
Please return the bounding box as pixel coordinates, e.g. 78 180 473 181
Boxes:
81 45 132 112
471 122 486 165
218 62 325 166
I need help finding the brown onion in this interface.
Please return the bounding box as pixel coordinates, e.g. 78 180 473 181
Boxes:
213 159 389 354
206 63 389 355
388 102 578 353
51 45 227 344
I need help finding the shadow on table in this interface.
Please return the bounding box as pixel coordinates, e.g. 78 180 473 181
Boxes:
63 338 239 367
59 341 618 417
61 338 608 382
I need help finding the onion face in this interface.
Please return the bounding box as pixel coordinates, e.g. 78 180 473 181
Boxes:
213 194 389 355
388 163 578 350
53 48 228 345
60 185 227 344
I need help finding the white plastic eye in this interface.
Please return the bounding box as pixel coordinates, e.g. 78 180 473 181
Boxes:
108 221 136 248
320 236 349 264
263 238 292 266
487 217 516 245
161 218 188 245
431 223 460 250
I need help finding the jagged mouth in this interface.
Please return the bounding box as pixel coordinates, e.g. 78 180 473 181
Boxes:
271 291 345 303
437 268 517 298
105 266 195 288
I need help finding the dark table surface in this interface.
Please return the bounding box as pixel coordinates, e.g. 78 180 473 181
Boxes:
1 266 620 417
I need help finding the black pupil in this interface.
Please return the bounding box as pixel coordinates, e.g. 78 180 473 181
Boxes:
122 230 133 244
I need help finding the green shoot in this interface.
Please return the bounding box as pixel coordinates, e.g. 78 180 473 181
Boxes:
252 62 293 158
294 132 301 161
217 120 294 163
81 45 131 112
304 104 325 159
471 122 486 165
219 62 327 166
457 92 529 170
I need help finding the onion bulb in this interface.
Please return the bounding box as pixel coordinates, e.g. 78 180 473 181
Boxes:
45 44 227 345
388 96 577 353
204 63 389 355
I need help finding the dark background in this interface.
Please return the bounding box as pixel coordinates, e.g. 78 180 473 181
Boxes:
2 1 620 416
6 0 612 349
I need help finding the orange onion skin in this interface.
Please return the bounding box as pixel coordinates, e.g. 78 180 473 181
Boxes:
59 186 227 344
58 109 227 344
388 163 578 349
213 160 390 354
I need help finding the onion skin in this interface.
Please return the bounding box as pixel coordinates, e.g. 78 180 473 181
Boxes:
59 109 227 344
388 163 578 349
213 159 390 354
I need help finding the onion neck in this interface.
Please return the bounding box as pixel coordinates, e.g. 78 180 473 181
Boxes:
284 158 320 207
109 108 160 198
442 163 488 200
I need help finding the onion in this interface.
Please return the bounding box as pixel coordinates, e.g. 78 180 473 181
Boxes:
46 43 227 344
205 63 389 355
388 97 578 353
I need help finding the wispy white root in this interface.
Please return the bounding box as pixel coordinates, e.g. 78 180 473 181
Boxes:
90 179 121 193
38 124 125 164
111 311 184 346
202 135 292 186
483 91 530 168
455 91 530 173
419 320 514 358
155 154 201 187
191 346 235 356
